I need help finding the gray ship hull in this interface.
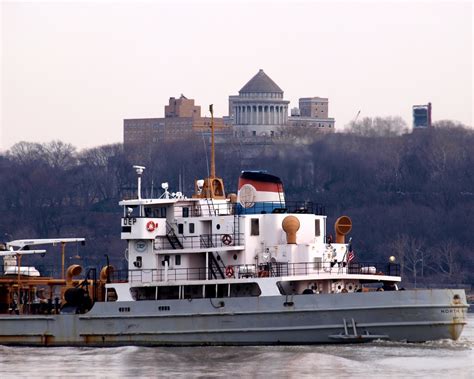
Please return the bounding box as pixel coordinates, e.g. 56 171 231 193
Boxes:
0 289 468 346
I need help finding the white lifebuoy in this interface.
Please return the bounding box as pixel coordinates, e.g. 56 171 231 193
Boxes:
345 282 357 293
331 281 344 293
146 221 156 232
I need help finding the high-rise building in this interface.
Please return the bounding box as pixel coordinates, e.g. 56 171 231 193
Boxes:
413 103 432 129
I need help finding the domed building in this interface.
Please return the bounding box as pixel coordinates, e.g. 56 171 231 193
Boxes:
228 69 290 136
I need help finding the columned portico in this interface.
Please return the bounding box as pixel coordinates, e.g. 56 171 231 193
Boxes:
229 69 290 136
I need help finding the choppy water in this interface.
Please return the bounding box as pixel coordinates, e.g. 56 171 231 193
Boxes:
1 314 473 378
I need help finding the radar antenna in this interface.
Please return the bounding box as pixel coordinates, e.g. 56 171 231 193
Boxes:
133 165 145 200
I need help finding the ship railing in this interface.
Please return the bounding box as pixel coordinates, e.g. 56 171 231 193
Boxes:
153 233 245 250
193 201 325 215
234 201 325 216
0 265 130 282
154 201 326 216
126 261 400 283
259 261 401 277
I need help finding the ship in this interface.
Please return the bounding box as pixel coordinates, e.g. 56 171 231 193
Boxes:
0 107 469 346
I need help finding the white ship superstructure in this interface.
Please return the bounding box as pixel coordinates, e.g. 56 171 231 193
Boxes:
112 168 400 306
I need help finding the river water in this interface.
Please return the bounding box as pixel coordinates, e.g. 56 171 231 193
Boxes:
1 314 473 378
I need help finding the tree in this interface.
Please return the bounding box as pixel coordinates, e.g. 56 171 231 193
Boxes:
347 116 408 137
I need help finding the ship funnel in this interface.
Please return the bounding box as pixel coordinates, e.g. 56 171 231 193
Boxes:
282 216 300 244
237 171 285 214
334 216 352 244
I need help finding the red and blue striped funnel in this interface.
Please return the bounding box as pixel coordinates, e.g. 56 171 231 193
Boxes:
237 171 285 214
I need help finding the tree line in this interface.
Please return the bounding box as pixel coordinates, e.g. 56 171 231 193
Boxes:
1 118 473 285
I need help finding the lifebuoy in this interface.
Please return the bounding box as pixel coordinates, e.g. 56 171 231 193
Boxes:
225 266 234 278
146 221 156 232
345 282 357 292
258 270 269 278
221 234 232 246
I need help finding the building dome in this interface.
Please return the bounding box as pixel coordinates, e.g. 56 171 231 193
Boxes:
239 69 283 94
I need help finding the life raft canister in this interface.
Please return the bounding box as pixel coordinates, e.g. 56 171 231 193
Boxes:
146 221 157 232
225 265 234 278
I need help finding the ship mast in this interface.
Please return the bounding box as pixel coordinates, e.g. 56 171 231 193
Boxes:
193 104 225 199
210 104 216 179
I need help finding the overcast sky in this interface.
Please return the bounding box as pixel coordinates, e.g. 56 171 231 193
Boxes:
1 0 472 151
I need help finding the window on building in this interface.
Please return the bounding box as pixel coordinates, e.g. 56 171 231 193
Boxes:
251 218 260 236
182 207 189 217
178 224 184 234
252 131 257 136
189 223 195 234
175 255 181 265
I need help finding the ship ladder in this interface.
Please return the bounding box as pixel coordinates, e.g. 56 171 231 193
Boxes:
208 252 225 279
166 222 183 249
277 183 285 207
328 318 389 342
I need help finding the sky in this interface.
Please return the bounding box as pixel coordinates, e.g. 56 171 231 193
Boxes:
1 0 472 151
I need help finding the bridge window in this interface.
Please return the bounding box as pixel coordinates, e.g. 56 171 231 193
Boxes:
145 207 167 218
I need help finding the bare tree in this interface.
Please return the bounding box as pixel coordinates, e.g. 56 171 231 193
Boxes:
431 240 465 282
347 116 408 137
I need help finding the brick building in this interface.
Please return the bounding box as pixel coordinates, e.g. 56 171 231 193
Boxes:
287 97 335 131
124 95 228 148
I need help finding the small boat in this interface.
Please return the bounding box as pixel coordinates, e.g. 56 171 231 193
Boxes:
0 107 468 346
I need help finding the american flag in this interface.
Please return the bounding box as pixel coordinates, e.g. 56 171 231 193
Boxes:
348 245 355 262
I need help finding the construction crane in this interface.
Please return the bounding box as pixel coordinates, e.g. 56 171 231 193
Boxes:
353 110 361 124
